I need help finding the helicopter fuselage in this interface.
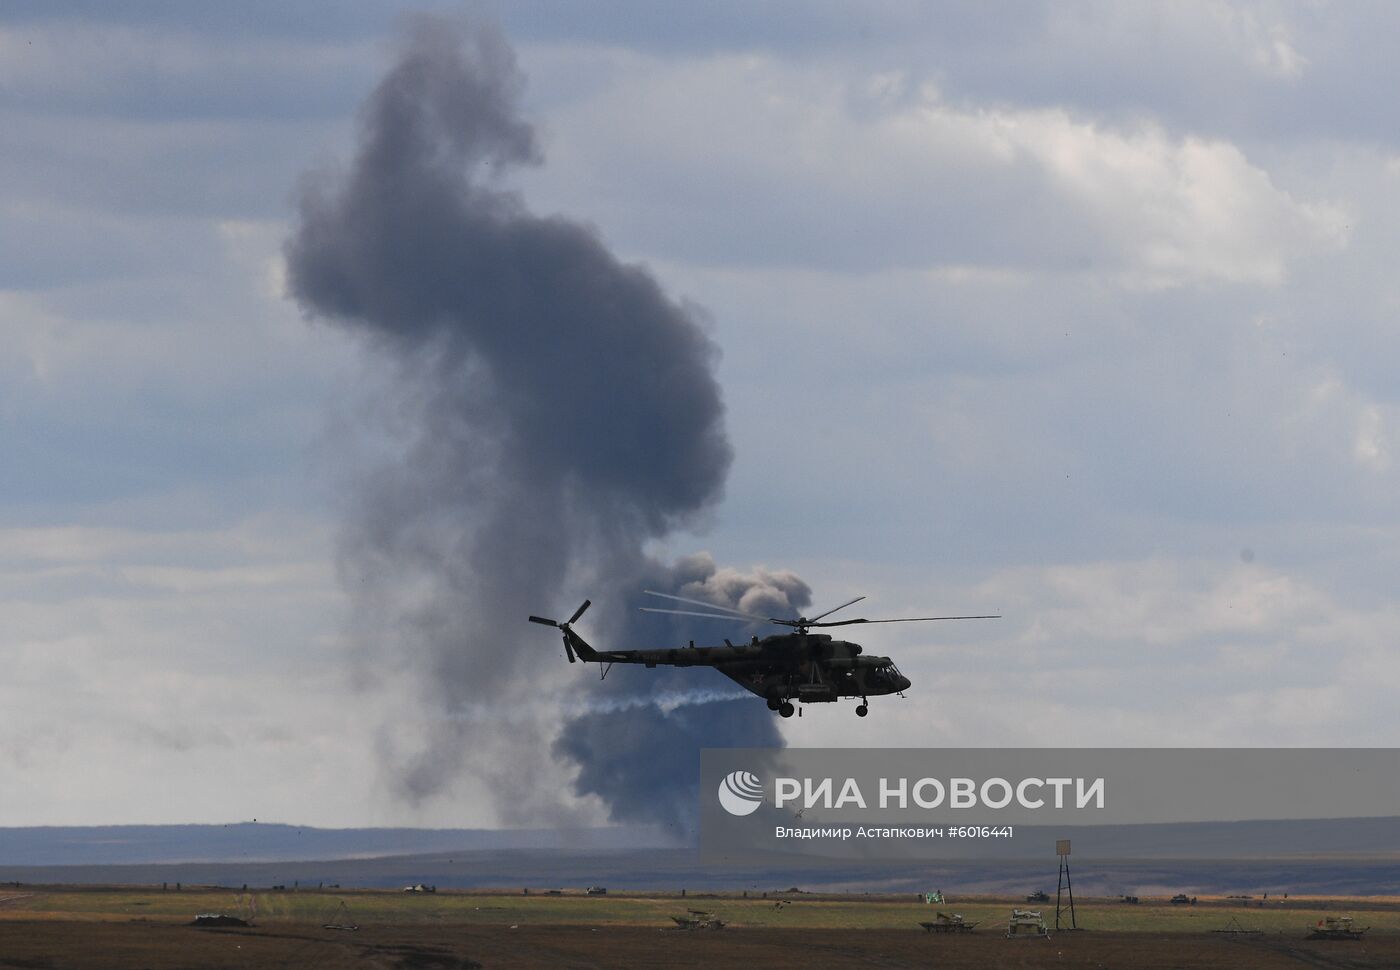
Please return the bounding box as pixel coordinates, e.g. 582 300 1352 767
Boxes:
640 633 910 703
528 595 991 718
552 626 910 717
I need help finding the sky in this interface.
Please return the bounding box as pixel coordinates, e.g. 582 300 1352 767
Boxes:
3 1 1400 828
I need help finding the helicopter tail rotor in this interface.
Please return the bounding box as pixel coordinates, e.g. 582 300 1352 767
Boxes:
528 600 592 663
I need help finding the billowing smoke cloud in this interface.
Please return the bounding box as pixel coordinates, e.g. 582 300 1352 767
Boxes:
285 17 806 830
556 554 809 834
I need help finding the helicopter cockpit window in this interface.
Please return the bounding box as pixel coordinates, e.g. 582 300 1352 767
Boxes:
873 662 904 684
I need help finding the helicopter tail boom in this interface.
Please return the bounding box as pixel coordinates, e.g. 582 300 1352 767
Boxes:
561 626 599 663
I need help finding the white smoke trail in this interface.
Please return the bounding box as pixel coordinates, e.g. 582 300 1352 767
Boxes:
443 686 754 727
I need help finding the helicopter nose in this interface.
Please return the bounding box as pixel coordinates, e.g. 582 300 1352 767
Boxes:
898 674 912 691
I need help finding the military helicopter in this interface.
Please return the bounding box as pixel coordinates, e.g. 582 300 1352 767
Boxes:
528 592 998 718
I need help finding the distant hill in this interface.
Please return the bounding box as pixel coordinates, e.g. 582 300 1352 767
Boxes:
0 818 1398 895
0 848 1397 896
0 823 669 866
745 816 1400 862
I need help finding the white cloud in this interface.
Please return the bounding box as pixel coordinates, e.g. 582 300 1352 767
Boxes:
0 21 374 119
521 47 1346 286
1151 1 1311 80
0 514 529 827
3 5 1400 828
1354 404 1391 471
1017 119 1345 285
787 554 1400 748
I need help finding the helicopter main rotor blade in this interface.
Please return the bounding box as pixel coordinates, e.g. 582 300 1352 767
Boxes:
639 607 762 623
811 614 1001 627
642 590 772 623
805 595 866 623
567 599 592 626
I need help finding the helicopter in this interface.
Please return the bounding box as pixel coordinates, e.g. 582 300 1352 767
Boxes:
529 592 998 718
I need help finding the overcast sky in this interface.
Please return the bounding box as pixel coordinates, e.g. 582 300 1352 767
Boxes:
4 1 1400 828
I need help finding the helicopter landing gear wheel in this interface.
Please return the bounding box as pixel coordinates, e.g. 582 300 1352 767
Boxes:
779 701 795 718
766 696 781 711
855 703 869 717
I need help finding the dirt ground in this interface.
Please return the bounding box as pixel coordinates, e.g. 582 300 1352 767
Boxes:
2 920 1399 970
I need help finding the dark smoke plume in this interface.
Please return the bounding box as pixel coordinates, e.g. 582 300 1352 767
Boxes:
285 17 805 830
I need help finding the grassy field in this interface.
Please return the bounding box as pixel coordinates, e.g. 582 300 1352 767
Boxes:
5 885 1400 931
3 886 1400 968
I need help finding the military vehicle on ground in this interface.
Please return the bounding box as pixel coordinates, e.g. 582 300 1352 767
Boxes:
1308 916 1367 940
1007 908 1050 938
671 910 725 930
920 911 979 933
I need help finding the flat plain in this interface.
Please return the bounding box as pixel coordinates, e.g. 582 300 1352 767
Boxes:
3 886 1400 968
